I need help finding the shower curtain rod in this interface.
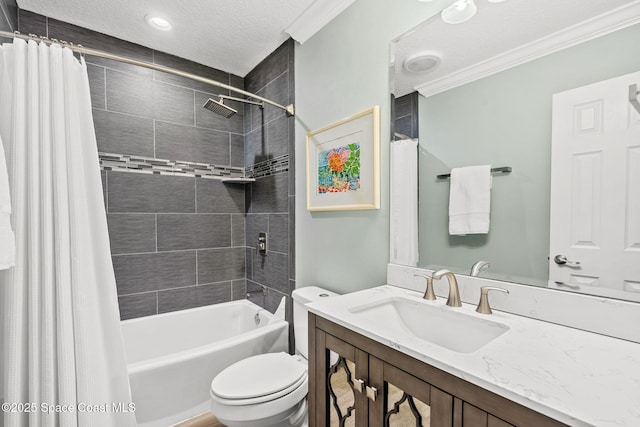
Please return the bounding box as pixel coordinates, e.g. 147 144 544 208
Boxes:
0 30 295 116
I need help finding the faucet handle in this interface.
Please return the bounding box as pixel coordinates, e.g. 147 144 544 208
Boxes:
476 287 509 314
413 274 436 301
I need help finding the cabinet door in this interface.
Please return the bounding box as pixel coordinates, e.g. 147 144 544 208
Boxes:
369 358 454 427
454 400 514 427
312 329 369 427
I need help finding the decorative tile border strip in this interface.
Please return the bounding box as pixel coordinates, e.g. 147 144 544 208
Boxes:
99 152 290 180
99 152 245 179
245 154 289 178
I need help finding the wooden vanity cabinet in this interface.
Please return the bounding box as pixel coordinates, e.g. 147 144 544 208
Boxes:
308 313 567 427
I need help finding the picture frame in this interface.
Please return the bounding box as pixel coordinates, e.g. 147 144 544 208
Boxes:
306 106 380 211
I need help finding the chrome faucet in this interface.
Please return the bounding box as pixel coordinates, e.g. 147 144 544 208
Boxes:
470 260 490 277
432 269 461 307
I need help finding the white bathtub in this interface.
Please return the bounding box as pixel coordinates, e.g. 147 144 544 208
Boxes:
121 299 289 427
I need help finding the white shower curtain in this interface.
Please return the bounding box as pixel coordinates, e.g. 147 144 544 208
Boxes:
389 139 419 266
0 39 135 426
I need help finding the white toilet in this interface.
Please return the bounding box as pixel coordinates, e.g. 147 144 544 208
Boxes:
210 286 336 427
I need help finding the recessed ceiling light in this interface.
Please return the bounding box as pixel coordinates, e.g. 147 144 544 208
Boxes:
145 14 172 31
403 51 442 73
441 0 477 24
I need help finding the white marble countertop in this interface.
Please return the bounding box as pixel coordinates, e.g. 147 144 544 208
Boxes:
306 285 640 426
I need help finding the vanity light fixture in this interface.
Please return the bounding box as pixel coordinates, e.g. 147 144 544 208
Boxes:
441 0 477 24
145 14 172 31
403 51 442 73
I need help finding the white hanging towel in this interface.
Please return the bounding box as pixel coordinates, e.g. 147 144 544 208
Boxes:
449 165 492 235
0 133 14 269
390 139 419 266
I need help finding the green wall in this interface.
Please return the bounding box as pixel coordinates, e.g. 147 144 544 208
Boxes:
418 23 640 284
294 0 453 293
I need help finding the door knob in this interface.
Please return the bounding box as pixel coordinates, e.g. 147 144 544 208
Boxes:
553 255 581 268
554 281 579 290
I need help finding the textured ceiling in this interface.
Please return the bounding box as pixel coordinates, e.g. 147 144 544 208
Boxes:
393 0 638 97
16 0 317 76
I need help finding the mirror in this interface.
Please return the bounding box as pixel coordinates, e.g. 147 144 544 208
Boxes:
391 0 640 302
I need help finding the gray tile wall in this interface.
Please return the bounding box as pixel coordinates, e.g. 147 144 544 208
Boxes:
19 10 249 320
0 0 17 34
17 10 295 321
393 92 419 139
244 40 296 326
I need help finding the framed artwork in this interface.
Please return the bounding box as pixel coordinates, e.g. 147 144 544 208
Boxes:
306 106 380 211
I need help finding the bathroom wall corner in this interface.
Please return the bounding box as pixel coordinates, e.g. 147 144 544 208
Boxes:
243 39 296 352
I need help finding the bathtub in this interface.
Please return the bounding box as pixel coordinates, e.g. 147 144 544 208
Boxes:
121 299 289 427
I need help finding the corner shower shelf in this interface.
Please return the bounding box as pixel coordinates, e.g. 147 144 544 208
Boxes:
221 177 256 184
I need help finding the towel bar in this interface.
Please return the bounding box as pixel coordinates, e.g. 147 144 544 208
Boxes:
437 166 512 180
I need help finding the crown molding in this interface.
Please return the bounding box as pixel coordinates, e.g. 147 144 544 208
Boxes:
416 1 640 98
285 0 355 45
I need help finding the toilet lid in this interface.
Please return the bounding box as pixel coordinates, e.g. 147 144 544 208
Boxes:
211 352 306 401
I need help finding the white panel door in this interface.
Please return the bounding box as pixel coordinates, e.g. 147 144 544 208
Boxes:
550 71 640 295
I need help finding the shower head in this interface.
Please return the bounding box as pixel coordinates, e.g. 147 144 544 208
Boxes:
203 97 238 119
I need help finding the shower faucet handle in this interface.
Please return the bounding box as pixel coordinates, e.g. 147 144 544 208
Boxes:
258 232 267 255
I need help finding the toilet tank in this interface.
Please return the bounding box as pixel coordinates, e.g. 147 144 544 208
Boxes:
292 286 337 359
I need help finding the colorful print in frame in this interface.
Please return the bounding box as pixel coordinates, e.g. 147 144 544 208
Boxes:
317 142 361 194
306 106 380 211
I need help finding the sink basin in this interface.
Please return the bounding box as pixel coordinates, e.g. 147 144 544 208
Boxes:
348 296 509 353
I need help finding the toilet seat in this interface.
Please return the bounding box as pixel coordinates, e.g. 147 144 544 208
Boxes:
210 352 309 426
211 352 307 405
212 374 306 406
